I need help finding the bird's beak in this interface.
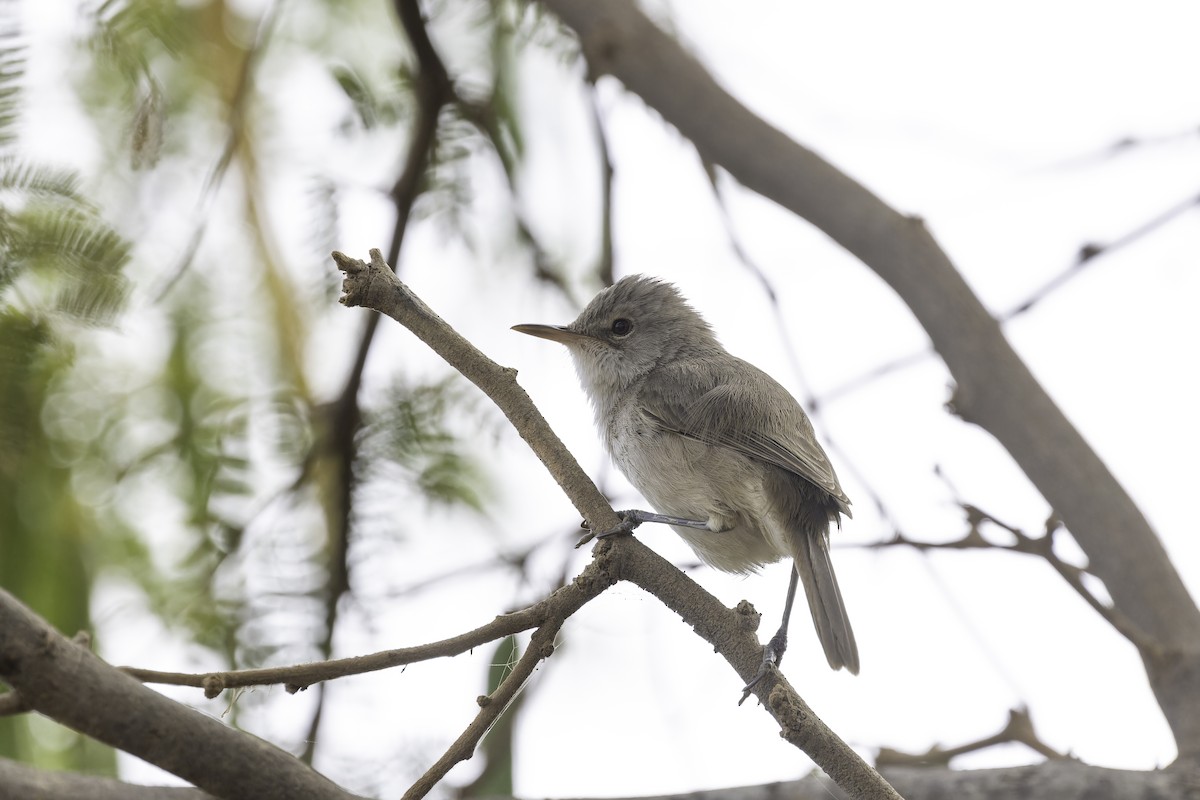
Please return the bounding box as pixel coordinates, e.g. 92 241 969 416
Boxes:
511 324 589 345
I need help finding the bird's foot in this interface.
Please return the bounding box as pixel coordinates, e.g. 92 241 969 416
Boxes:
575 509 710 547
601 509 710 536
738 629 788 706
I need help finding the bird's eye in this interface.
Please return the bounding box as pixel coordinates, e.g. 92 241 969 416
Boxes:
610 318 633 337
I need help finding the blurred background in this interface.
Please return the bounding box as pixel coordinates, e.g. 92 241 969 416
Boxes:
1 0 1197 797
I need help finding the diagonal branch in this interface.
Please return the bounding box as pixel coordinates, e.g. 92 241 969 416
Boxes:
401 557 614 800
331 249 904 800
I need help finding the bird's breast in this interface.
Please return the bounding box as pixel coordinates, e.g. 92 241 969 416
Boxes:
603 402 786 573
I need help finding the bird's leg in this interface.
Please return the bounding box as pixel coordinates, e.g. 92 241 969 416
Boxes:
739 566 799 705
576 509 711 546
599 509 711 537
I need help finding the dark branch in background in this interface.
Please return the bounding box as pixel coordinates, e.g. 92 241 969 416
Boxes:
586 84 615 287
1001 191 1200 320
870 502 1156 653
453 760 1200 800
0 757 213 800
701 166 902 529
0 590 364 800
332 250 903 800
1040 123 1200 170
538 0 1200 758
299 0 456 764
877 707 1068 767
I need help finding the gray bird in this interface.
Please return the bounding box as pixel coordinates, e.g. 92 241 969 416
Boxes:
513 275 859 691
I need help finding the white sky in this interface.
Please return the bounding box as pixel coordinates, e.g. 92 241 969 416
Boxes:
17 0 1200 797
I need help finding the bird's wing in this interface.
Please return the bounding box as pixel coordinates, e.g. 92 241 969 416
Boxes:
640 359 852 516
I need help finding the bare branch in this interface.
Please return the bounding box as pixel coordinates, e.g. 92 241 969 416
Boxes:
877 708 1069 767
332 249 903 800
334 248 624 535
0 757 214 800
497 760 1200 800
1001 192 1200 320
401 563 610 800
0 589 365 800
119 594 569 695
871 503 1157 653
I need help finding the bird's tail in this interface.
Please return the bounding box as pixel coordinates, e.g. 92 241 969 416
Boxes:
794 532 859 674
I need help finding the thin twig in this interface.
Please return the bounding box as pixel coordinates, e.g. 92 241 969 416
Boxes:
297 0 459 763
401 561 610 800
586 84 615 287
870 503 1157 653
877 707 1070 766
119 592 567 695
1001 192 1200 320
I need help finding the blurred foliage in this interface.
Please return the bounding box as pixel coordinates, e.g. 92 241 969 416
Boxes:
361 377 491 513
0 2 128 774
0 0 561 781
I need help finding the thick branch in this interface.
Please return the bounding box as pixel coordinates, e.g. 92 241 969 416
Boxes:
538 0 1200 757
0 590 363 800
0 757 213 800
518 760 1200 800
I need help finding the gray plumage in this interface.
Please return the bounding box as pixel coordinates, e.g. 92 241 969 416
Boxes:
514 275 859 674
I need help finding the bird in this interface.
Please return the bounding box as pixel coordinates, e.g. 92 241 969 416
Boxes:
513 275 858 694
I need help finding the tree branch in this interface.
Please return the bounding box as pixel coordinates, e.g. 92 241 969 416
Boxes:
331 249 903 800
334 248 623 536
0 757 214 800
0 589 365 800
119 592 576 695
536 0 1200 758
877 707 1068 766
402 557 613 800
870 503 1157 653
300 0 459 764
475 760 1200 800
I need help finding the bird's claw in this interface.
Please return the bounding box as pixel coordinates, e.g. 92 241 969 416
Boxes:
596 511 643 538
576 510 643 547
574 509 709 548
738 630 788 706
